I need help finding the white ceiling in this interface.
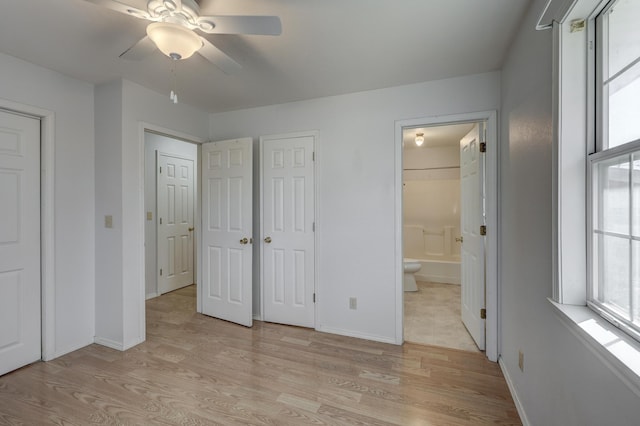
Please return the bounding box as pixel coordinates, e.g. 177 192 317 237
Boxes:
0 0 531 113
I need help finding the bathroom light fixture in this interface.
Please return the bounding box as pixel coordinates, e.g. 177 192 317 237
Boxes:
146 22 203 60
415 132 424 147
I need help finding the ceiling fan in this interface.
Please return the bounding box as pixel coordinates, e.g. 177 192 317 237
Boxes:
86 0 282 74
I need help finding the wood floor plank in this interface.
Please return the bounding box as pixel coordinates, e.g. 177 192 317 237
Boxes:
0 285 521 425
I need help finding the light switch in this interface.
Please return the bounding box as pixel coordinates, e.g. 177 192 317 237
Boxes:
146 211 153 221
105 215 113 228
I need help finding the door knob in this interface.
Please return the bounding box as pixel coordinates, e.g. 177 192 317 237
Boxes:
456 237 463 243
264 236 272 243
240 238 249 245
188 227 194 232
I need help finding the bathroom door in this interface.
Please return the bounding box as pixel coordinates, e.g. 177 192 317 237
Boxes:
460 123 486 350
261 132 316 328
200 138 253 327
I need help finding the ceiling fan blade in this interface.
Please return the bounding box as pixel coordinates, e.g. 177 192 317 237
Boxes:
85 0 150 19
197 15 282 35
198 38 242 74
119 36 157 60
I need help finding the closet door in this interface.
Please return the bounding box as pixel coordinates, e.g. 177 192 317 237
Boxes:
261 132 316 328
0 110 41 375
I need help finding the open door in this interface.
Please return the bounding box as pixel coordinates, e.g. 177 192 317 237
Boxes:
460 122 486 350
200 138 253 327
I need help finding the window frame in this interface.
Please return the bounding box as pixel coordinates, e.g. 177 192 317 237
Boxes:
544 0 640 392
586 0 640 343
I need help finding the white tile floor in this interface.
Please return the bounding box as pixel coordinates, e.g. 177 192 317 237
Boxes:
404 281 480 352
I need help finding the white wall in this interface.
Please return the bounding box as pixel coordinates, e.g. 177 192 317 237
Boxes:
499 1 640 424
0 52 95 358
144 133 198 298
209 72 500 343
95 79 208 350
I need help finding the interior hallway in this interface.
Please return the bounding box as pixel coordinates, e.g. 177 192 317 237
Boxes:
0 286 519 425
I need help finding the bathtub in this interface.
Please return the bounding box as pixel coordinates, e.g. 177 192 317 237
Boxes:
410 255 461 285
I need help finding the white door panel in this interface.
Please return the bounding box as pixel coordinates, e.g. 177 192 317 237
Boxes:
158 153 194 294
0 110 40 375
201 138 253 327
262 134 315 328
460 123 486 350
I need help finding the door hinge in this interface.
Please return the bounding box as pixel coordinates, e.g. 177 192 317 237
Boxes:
159 166 162 174
313 293 316 303
479 142 486 153
480 225 486 236
160 217 162 225
160 268 163 276
480 308 486 319
312 222 315 232
312 152 315 162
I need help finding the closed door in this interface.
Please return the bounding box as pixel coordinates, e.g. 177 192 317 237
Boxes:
261 133 315 328
0 110 41 375
201 138 253 327
460 122 486 350
157 153 195 294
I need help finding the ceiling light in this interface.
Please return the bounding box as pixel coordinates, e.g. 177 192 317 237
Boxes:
146 22 203 60
415 133 424 146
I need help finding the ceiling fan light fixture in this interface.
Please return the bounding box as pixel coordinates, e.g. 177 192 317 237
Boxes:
146 22 202 60
415 133 425 146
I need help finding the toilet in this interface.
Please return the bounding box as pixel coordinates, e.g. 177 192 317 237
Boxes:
403 259 421 292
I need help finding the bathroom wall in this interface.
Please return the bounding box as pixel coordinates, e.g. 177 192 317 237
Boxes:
403 144 461 258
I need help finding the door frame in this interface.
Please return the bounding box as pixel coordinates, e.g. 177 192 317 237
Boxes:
0 100 55 361
138 124 205 330
259 130 320 327
394 111 499 361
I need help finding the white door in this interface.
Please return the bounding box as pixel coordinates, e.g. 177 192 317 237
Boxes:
0 110 41 375
261 133 315 328
157 153 195 294
460 123 486 350
201 138 253 327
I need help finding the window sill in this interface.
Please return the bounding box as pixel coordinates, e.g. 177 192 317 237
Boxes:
548 298 640 397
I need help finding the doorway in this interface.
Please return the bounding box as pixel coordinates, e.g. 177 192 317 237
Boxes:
395 111 499 361
402 122 479 352
144 131 198 299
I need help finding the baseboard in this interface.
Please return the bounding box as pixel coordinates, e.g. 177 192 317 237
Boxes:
415 273 460 285
94 336 125 351
315 325 398 345
498 356 531 426
45 338 95 361
146 292 159 300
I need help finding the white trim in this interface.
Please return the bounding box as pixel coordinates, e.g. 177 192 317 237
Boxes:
394 111 499 361
146 292 159 300
0 99 56 361
138 122 205 341
94 337 125 351
498 357 532 426
315 325 397 345
549 299 640 397
259 130 319 329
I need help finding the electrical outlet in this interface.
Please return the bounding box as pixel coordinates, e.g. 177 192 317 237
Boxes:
518 350 524 372
349 297 357 310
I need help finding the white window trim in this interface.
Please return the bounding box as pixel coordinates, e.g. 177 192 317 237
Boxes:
544 0 640 395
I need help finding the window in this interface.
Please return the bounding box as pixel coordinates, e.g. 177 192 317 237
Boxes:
589 0 640 342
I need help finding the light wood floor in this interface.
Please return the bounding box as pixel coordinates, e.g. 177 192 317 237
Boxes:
0 286 521 425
